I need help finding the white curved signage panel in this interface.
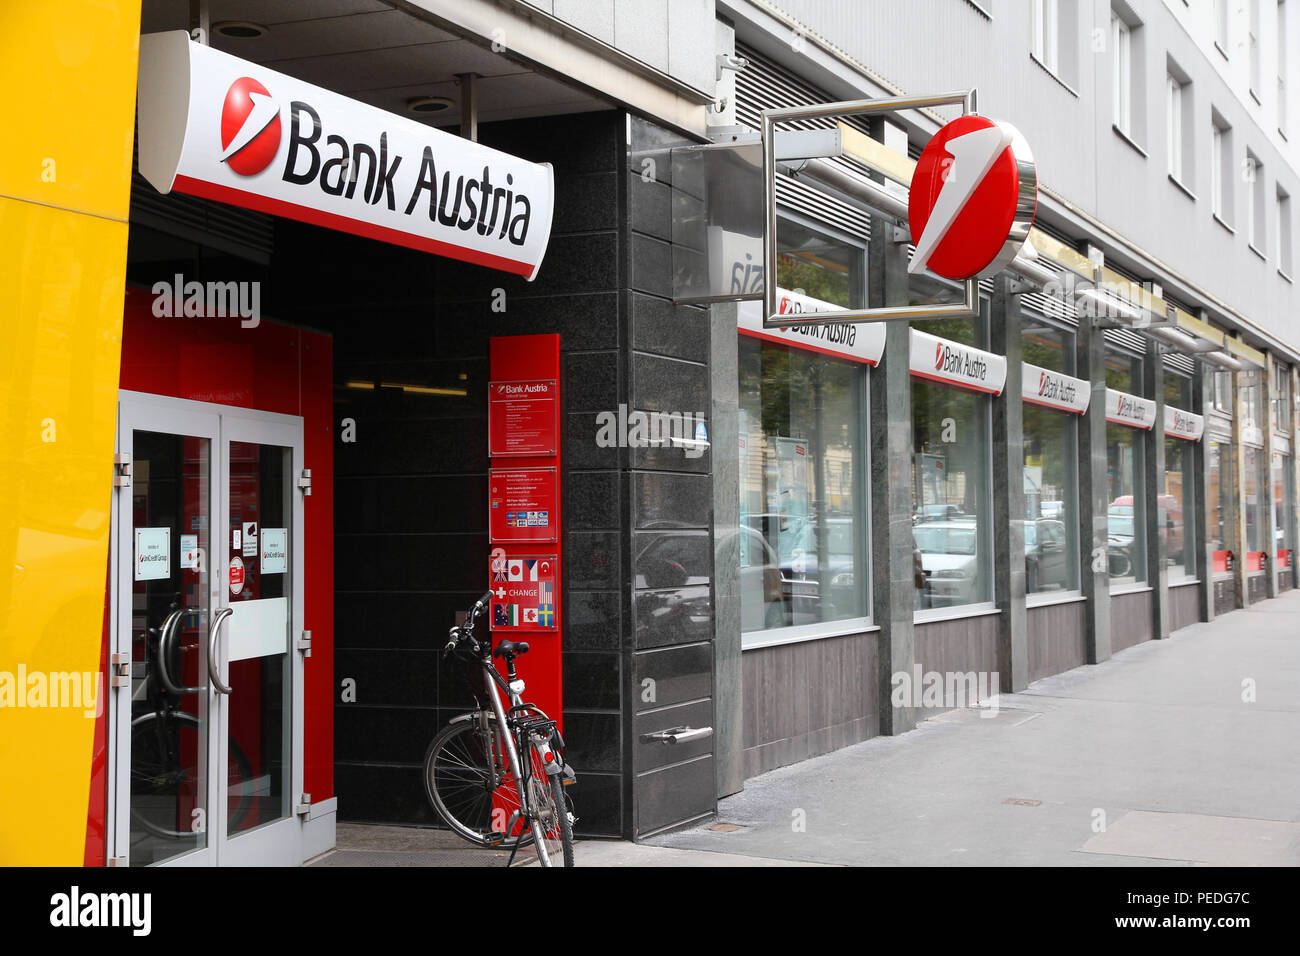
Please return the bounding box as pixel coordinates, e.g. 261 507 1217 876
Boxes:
137 32 555 279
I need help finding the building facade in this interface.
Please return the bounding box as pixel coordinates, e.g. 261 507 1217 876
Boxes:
2 0 1297 865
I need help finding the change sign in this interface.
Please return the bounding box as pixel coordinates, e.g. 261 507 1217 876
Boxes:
137 32 555 279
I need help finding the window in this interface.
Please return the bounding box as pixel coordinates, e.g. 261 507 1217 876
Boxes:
1207 438 1234 569
1167 75 1184 179
911 308 993 613
738 218 869 639
1213 0 1229 53
1112 13 1132 136
1249 0 1262 98
1032 0 1060 73
1241 369 1263 428
1105 350 1147 587
1164 374 1198 583
1244 444 1268 560
1022 324 1081 595
1272 360 1293 433
1279 186 1293 276
1211 115 1233 223
1280 0 1290 135
1246 150 1266 251
1210 365 1234 414
1274 450 1294 567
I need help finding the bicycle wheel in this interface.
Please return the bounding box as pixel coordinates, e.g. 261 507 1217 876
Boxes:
424 716 532 848
130 712 253 840
527 745 574 868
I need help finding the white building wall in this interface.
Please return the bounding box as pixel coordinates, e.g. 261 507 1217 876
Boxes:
732 0 1300 355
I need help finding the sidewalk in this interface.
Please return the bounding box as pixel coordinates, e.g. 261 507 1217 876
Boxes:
312 592 1300 867
649 592 1300 866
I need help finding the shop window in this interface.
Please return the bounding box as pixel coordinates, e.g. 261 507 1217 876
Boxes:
1207 438 1235 568
911 307 994 613
1240 370 1263 428
738 339 868 635
1210 367 1234 414
1274 450 1295 566
1105 350 1146 587
1244 444 1268 561
1022 323 1081 595
1272 360 1293 432
739 215 869 641
1164 373 1198 583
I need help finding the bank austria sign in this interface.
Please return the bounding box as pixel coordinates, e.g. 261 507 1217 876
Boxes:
1021 363 1090 414
1164 406 1205 441
738 288 886 364
1105 389 1157 429
137 32 555 279
908 329 1007 395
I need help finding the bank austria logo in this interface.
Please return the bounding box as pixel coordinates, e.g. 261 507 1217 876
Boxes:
935 342 944 370
220 76 281 176
1038 371 1048 395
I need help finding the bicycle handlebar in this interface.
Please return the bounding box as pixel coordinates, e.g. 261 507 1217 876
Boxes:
443 592 495 657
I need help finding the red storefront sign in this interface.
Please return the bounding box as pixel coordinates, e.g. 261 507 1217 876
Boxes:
489 467 558 543
488 379 558 456
489 554 559 631
1278 550 1292 569
1247 552 1267 572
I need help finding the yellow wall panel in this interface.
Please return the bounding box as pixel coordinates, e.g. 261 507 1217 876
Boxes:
0 1 140 220
0 0 139 865
0 197 128 864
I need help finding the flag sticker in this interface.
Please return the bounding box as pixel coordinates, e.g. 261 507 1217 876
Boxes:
507 559 524 581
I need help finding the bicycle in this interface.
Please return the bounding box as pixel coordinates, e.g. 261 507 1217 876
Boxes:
423 591 576 867
130 604 254 841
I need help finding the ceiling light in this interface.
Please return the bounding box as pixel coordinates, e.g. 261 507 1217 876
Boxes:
407 96 455 115
214 21 269 39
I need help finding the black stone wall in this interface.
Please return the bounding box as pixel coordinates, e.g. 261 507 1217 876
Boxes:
269 108 719 839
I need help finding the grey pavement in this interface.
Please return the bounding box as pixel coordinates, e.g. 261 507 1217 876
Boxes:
312 592 1300 867
648 592 1300 866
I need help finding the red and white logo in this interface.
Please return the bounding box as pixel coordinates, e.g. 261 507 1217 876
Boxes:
220 76 281 176
908 115 1037 281
935 342 944 370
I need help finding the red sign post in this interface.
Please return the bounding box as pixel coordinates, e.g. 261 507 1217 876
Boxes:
488 335 562 732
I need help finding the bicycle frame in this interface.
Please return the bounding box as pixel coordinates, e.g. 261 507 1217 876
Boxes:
469 653 565 863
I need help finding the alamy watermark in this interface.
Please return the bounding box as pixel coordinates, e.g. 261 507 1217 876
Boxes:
891 666 1000 717
595 404 708 459
0 665 102 718
151 273 260 328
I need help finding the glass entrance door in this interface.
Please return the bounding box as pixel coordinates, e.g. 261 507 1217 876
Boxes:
110 393 305 866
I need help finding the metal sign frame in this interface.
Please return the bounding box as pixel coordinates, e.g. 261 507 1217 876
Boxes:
762 90 982 330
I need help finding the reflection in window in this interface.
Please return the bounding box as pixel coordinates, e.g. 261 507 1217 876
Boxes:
1164 375 1197 583
1207 439 1235 570
1274 451 1295 575
911 308 992 611
1022 324 1080 594
776 216 864 308
1105 349 1146 586
1107 422 1147 587
1245 444 1267 559
738 338 867 633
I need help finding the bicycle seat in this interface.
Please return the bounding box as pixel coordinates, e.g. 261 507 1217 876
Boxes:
492 640 530 659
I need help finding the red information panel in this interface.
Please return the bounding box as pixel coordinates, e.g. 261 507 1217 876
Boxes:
489 467 558 543
1247 551 1266 572
1278 550 1292 569
489 553 559 631
488 380 558 457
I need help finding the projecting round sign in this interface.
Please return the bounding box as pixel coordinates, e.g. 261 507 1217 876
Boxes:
907 115 1037 281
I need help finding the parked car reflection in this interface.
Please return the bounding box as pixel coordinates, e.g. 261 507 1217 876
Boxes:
1025 518 1071 592
913 521 979 607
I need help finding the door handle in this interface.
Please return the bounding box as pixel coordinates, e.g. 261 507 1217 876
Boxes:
640 726 713 745
158 607 207 695
208 607 233 695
